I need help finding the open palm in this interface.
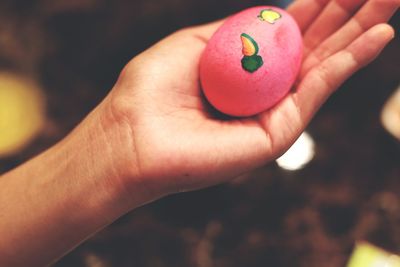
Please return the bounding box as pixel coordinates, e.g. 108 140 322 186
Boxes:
109 0 398 197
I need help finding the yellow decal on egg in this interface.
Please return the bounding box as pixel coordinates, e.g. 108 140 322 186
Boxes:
258 9 282 24
240 33 263 73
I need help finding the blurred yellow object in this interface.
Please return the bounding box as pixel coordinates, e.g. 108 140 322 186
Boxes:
347 242 400 267
381 86 400 141
0 73 45 157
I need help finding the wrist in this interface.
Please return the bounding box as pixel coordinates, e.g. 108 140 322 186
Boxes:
59 100 146 217
0 99 143 266
78 91 173 212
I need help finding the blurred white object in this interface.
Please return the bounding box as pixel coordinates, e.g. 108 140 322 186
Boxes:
276 132 315 171
347 241 400 267
381 85 400 141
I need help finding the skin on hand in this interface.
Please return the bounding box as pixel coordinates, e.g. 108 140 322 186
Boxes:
107 0 397 201
0 1 397 266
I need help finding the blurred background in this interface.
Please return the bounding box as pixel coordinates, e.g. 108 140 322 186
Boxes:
0 0 399 266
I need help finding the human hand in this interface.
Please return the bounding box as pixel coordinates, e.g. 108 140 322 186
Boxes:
98 0 398 205
0 2 397 266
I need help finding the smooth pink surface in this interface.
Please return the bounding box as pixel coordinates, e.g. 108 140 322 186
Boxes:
200 6 303 117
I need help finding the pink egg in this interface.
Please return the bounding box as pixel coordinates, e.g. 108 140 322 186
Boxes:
200 6 303 117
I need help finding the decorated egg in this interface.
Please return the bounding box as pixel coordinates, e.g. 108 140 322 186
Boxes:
200 6 303 117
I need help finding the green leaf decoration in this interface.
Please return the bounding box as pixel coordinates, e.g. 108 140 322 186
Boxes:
241 55 264 73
